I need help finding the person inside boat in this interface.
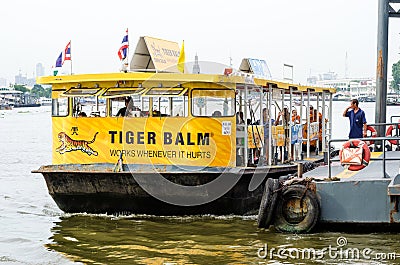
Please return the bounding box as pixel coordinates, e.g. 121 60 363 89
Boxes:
274 107 290 126
212 110 222 117
78 111 87 117
291 108 300 124
260 108 275 163
302 105 324 151
116 97 133 117
274 107 290 162
343 98 367 139
236 111 245 125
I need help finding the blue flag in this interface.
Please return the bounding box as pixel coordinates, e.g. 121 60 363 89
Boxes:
56 52 63 67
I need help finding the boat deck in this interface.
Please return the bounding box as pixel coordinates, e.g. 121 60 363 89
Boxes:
304 151 400 181
303 151 400 225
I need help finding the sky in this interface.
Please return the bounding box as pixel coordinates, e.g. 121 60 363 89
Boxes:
1 0 400 85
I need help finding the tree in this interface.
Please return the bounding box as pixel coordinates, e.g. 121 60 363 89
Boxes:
391 60 400 91
30 84 51 98
14 84 28 93
31 84 45 97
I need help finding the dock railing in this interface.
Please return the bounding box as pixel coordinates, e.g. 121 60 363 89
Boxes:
327 134 400 179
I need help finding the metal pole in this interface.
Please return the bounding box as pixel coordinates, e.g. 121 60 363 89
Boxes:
307 89 310 158
268 85 273 166
375 0 389 137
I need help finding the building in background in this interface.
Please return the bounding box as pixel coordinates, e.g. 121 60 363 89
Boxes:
0 78 7 87
14 70 35 87
36 63 44 77
308 72 380 101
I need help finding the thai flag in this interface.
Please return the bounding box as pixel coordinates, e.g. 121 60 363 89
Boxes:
118 29 129 60
64 41 71 62
55 52 63 67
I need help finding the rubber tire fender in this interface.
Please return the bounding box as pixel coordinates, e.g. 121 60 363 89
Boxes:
257 178 279 229
273 184 320 233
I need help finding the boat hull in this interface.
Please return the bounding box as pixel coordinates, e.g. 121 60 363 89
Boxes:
35 164 296 215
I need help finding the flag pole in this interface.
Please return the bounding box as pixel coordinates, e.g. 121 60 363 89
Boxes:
126 28 129 70
70 40 72 75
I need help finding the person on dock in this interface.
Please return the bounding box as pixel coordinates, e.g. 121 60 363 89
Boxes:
343 99 367 139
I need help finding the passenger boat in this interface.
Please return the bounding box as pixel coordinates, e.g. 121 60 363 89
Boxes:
32 37 336 215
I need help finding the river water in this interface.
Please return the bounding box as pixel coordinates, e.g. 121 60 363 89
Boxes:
0 102 399 265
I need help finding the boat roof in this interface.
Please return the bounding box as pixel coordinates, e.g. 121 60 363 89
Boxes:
37 72 336 94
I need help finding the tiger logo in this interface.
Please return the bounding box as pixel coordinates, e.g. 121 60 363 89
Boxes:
56 132 99 156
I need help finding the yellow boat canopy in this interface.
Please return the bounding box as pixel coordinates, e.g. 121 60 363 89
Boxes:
37 72 336 94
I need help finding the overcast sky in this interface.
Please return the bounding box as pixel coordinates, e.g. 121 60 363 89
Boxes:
1 0 400 84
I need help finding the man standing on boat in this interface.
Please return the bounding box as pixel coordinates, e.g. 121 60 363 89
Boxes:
343 99 367 139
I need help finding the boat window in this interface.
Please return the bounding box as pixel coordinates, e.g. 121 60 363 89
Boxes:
101 87 147 98
52 97 68 117
110 95 150 117
63 87 102 96
72 96 106 117
191 89 235 117
144 87 187 97
149 93 188 117
171 96 188 117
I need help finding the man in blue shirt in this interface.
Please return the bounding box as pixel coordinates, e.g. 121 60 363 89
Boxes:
343 99 367 138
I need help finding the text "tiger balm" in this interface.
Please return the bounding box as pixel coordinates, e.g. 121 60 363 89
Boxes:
108 131 211 145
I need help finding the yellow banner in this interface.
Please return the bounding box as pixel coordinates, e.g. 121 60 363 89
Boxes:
247 125 264 148
52 117 236 167
272 125 285 146
309 122 319 140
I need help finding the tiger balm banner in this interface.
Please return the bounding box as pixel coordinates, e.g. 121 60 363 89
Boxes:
247 125 264 148
308 122 319 141
272 125 285 147
51 116 236 167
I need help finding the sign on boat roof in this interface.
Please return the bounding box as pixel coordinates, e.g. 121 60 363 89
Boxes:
239 58 272 79
129 36 181 73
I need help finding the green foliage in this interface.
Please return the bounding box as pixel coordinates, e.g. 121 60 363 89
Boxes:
12 84 51 98
391 60 400 91
30 85 42 96
30 84 51 98
14 84 28 93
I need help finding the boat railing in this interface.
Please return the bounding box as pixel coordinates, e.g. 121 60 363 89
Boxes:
327 135 400 179
390 115 400 123
368 121 400 150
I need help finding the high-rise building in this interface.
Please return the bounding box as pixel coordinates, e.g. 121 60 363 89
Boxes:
36 63 44 77
0 78 7 87
15 70 27 85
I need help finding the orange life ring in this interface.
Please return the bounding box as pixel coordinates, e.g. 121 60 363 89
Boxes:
385 123 400 145
365 125 377 146
339 139 370 171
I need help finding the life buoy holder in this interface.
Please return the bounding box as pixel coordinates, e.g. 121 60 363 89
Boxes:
365 125 377 146
339 139 370 171
273 184 320 233
257 178 279 229
385 123 400 145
